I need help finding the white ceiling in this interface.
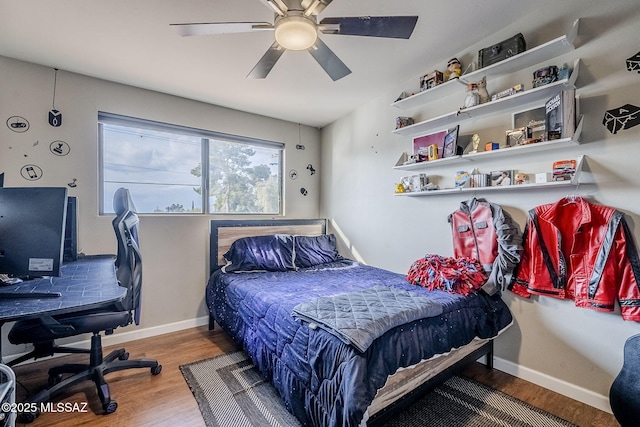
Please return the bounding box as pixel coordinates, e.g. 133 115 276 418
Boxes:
0 0 576 128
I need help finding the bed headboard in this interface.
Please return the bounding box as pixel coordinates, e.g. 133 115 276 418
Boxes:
209 219 327 273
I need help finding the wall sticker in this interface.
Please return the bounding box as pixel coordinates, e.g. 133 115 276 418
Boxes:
627 51 640 73
6 116 29 133
603 104 640 134
50 140 70 156
20 164 43 181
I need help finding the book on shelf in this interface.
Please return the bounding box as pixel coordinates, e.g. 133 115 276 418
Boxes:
545 88 575 140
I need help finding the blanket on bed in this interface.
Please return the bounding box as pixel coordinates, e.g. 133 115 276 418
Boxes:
292 285 443 352
207 260 513 427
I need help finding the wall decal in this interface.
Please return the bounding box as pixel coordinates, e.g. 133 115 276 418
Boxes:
300 188 308 196
296 144 305 150
289 170 298 180
603 104 640 134
68 178 78 188
48 68 62 127
50 140 70 156
20 164 43 181
6 116 29 133
627 52 640 73
306 164 316 175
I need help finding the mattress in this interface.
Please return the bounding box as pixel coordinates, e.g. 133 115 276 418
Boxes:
206 260 512 427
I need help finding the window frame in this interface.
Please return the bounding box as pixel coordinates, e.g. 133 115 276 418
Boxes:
98 112 284 216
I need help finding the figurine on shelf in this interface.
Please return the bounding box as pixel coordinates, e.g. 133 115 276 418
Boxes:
463 83 479 109
444 58 462 81
477 76 490 104
469 134 480 153
515 173 528 185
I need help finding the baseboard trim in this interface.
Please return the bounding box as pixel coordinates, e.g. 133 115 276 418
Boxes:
492 356 612 414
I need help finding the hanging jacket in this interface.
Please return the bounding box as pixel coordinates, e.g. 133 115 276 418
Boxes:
510 197 640 321
448 198 523 294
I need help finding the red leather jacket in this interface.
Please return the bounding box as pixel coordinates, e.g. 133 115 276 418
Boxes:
511 197 640 321
448 198 522 294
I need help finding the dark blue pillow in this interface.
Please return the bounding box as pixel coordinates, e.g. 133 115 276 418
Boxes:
294 234 342 268
222 235 294 272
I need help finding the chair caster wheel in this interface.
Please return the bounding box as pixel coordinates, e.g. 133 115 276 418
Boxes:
17 410 39 424
151 364 162 375
103 400 118 414
48 373 63 386
119 351 129 361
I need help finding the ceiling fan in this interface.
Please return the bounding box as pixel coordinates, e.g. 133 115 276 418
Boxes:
170 0 418 81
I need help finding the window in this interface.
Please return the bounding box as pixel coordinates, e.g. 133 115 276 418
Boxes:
99 113 283 215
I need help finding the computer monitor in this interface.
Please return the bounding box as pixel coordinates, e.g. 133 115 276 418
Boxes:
0 187 68 278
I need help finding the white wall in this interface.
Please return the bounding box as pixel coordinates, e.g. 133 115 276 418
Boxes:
321 0 640 412
0 55 321 352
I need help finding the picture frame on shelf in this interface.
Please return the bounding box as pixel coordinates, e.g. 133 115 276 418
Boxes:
490 170 514 186
413 129 448 160
442 125 460 158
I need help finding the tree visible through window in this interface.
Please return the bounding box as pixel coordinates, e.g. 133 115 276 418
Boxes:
99 113 282 215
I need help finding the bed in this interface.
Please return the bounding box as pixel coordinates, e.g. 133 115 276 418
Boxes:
205 219 513 427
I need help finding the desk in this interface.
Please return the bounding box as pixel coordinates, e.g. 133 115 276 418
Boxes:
0 255 126 359
0 255 125 323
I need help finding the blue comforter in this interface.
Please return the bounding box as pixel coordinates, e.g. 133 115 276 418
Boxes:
206 260 512 427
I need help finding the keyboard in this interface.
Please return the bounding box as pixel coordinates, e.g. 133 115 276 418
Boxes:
0 274 22 286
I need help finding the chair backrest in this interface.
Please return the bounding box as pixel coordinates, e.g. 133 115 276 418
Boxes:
112 188 143 325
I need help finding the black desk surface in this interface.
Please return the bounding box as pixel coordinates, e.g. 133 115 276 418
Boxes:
0 255 126 322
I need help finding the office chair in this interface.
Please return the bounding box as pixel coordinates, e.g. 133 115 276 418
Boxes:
610 333 640 427
7 188 161 421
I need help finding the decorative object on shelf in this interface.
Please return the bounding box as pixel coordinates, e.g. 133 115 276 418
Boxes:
444 58 462 81
455 170 470 188
491 83 524 101
545 88 575 140
395 116 414 129
427 144 439 161
469 134 480 154
491 170 513 186
627 51 640 73
395 183 406 194
505 127 530 147
477 76 490 104
535 172 551 183
48 68 62 127
413 129 448 160
6 116 30 133
420 70 444 91
557 63 572 80
478 33 526 69
401 174 429 192
462 83 479 109
469 169 489 188
394 91 410 102
485 142 500 151
514 173 528 185
442 126 460 158
552 159 577 182
513 106 546 141
532 65 558 88
603 104 640 134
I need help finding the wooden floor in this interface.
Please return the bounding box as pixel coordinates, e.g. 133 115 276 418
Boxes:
10 326 619 427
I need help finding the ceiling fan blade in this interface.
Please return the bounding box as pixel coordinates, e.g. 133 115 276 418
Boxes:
319 16 418 39
170 22 273 37
307 38 351 81
301 0 333 16
247 41 286 79
256 0 288 16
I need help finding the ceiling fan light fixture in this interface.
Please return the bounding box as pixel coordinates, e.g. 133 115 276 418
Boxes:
274 15 317 51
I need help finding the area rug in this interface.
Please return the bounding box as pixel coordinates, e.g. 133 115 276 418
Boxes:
180 350 577 427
